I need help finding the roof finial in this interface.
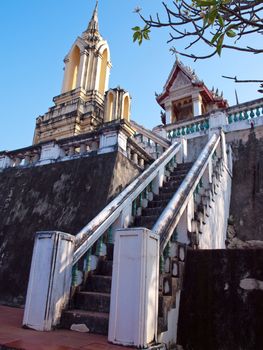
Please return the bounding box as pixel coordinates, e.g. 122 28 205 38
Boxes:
87 0 99 33
83 0 101 41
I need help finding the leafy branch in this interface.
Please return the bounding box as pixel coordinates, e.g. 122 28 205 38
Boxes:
133 0 263 58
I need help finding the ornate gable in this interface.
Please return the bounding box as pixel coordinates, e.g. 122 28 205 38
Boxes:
171 70 192 91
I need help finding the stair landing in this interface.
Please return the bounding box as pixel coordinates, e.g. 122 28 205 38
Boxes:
0 305 131 350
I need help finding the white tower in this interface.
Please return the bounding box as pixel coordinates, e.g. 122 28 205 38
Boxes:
33 1 113 144
61 1 111 97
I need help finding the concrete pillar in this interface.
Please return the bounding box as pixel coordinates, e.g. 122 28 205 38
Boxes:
0 155 12 169
32 153 40 163
14 157 21 166
164 103 173 123
69 146 75 156
192 94 202 117
91 141 99 151
77 53 87 89
80 143 87 155
132 152 138 165
23 231 75 331
139 158 145 168
24 155 31 166
109 228 159 348
61 58 70 94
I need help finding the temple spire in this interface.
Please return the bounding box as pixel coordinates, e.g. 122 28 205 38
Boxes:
87 0 99 33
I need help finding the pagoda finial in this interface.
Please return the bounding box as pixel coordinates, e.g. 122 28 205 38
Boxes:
83 0 101 42
87 0 99 32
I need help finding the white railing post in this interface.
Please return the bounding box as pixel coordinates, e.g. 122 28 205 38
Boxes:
108 228 159 348
176 137 187 163
0 155 12 169
40 142 63 164
23 231 75 331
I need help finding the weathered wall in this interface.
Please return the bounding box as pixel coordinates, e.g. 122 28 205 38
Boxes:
198 153 231 249
186 135 209 163
227 127 263 241
0 151 141 306
177 249 263 350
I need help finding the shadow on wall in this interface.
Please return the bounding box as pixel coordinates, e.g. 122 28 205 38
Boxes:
0 152 141 306
229 128 263 241
177 249 263 350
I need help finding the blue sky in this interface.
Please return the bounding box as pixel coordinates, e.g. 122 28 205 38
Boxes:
0 0 262 151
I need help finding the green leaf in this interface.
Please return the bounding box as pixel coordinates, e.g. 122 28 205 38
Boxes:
132 26 141 31
133 31 140 42
216 34 224 56
143 31 150 40
218 14 224 28
207 7 218 25
226 29 236 38
195 0 216 6
211 32 221 45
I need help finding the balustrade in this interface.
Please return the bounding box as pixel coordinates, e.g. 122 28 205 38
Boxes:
167 117 210 140
228 104 263 124
165 99 263 142
6 151 40 168
23 129 232 343
71 141 183 290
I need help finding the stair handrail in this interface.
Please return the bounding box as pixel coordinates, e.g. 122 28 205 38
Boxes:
73 140 182 264
130 120 171 149
153 132 221 251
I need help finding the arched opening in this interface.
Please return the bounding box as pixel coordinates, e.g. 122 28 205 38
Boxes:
105 92 114 122
66 46 81 92
123 95 130 121
99 49 108 95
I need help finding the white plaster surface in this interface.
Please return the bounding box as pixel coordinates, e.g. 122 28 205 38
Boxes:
40 143 62 162
0 156 12 169
108 228 159 348
239 278 263 291
23 231 75 331
158 291 181 347
199 159 231 249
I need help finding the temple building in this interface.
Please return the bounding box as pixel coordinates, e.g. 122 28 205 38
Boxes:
156 59 228 123
0 2 263 350
33 2 132 145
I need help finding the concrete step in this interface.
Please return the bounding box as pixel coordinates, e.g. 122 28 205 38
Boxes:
168 174 186 182
75 291 111 313
170 169 189 177
147 199 170 209
142 207 163 217
163 179 182 189
85 275 112 294
96 259 113 276
175 162 193 170
160 186 177 195
61 309 109 335
155 192 174 201
135 215 157 229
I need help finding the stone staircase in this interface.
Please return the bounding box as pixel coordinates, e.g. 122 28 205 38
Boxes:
134 162 193 334
61 247 113 335
134 162 193 230
60 162 193 336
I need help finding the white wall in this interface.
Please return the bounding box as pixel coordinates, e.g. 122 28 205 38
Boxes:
199 159 232 249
